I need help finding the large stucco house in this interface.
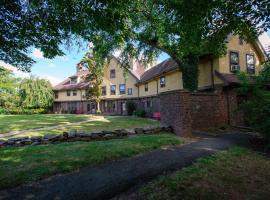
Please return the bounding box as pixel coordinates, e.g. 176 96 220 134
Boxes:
53 34 268 117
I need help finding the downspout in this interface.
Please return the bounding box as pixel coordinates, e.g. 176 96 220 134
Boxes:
210 59 215 89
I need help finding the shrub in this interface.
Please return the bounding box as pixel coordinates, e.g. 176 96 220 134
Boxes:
134 108 146 117
0 107 47 115
126 101 136 115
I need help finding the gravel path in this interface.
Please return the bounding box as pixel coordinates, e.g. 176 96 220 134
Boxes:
0 132 252 200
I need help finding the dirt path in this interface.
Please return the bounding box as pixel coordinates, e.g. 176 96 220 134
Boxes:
0 132 252 200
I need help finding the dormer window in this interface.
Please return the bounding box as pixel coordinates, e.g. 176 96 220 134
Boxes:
70 77 77 84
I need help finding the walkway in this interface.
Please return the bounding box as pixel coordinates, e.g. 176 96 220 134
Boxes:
0 132 252 200
0 118 106 138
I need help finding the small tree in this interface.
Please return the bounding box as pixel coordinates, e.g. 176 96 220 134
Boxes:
237 62 270 142
80 51 106 113
126 101 136 115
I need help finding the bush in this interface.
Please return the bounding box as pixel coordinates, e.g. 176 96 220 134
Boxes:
134 108 146 117
0 107 47 115
126 101 136 116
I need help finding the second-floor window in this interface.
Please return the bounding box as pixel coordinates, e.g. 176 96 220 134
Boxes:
229 51 240 72
160 76 166 88
128 88 132 95
102 86 106 96
246 54 255 74
119 84 126 94
110 69 116 79
67 90 70 96
111 85 116 95
145 83 148 92
72 90 77 96
55 91 58 99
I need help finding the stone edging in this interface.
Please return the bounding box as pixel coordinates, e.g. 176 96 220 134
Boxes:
0 126 173 148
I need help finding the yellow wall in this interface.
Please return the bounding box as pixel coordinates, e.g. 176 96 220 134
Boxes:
138 70 183 97
218 35 263 74
100 58 138 99
54 89 85 102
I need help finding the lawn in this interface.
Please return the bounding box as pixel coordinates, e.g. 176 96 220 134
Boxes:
0 133 183 190
135 147 270 200
0 116 160 139
0 114 97 134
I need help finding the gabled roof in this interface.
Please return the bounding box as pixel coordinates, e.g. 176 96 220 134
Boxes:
139 59 179 83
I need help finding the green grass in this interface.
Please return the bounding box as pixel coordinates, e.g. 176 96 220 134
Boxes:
0 114 96 134
138 147 270 200
0 116 160 139
0 133 182 190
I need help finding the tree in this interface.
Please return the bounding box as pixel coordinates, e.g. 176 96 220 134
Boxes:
237 62 270 142
19 76 54 109
79 51 106 113
0 67 20 107
1 1 270 90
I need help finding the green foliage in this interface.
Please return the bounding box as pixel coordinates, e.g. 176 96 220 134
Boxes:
80 51 106 112
126 101 136 115
1 1 270 90
0 107 47 115
237 62 270 141
19 76 54 109
134 108 146 118
0 67 21 107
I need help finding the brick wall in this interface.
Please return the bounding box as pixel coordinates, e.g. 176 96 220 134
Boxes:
159 90 192 136
190 90 228 129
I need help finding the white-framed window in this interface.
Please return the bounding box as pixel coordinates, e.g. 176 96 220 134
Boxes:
229 51 240 72
67 90 71 96
110 69 116 78
54 91 58 99
160 76 166 88
72 90 77 96
110 85 116 95
70 77 77 84
246 54 255 74
128 88 132 95
101 86 106 96
119 84 126 94
145 83 148 92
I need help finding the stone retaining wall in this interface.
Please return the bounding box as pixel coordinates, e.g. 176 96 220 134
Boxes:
0 126 173 148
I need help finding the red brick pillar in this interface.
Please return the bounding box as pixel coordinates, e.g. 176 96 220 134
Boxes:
159 90 192 137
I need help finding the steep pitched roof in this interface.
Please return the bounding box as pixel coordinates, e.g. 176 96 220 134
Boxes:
139 59 179 83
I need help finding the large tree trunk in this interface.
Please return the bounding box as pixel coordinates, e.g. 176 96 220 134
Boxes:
180 54 199 91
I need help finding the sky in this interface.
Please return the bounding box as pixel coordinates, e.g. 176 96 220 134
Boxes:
1 31 270 86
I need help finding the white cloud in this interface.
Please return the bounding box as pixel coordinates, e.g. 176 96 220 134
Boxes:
48 63 56 68
39 75 62 86
0 61 30 78
32 48 44 59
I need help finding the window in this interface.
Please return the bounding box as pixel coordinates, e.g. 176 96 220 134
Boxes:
146 100 152 108
119 84 126 94
160 76 166 88
128 88 132 95
229 51 240 72
145 83 148 92
87 104 91 112
101 86 106 96
67 90 70 96
239 38 244 45
70 77 77 84
110 85 116 95
110 69 116 78
246 54 255 74
54 91 58 99
72 90 77 96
